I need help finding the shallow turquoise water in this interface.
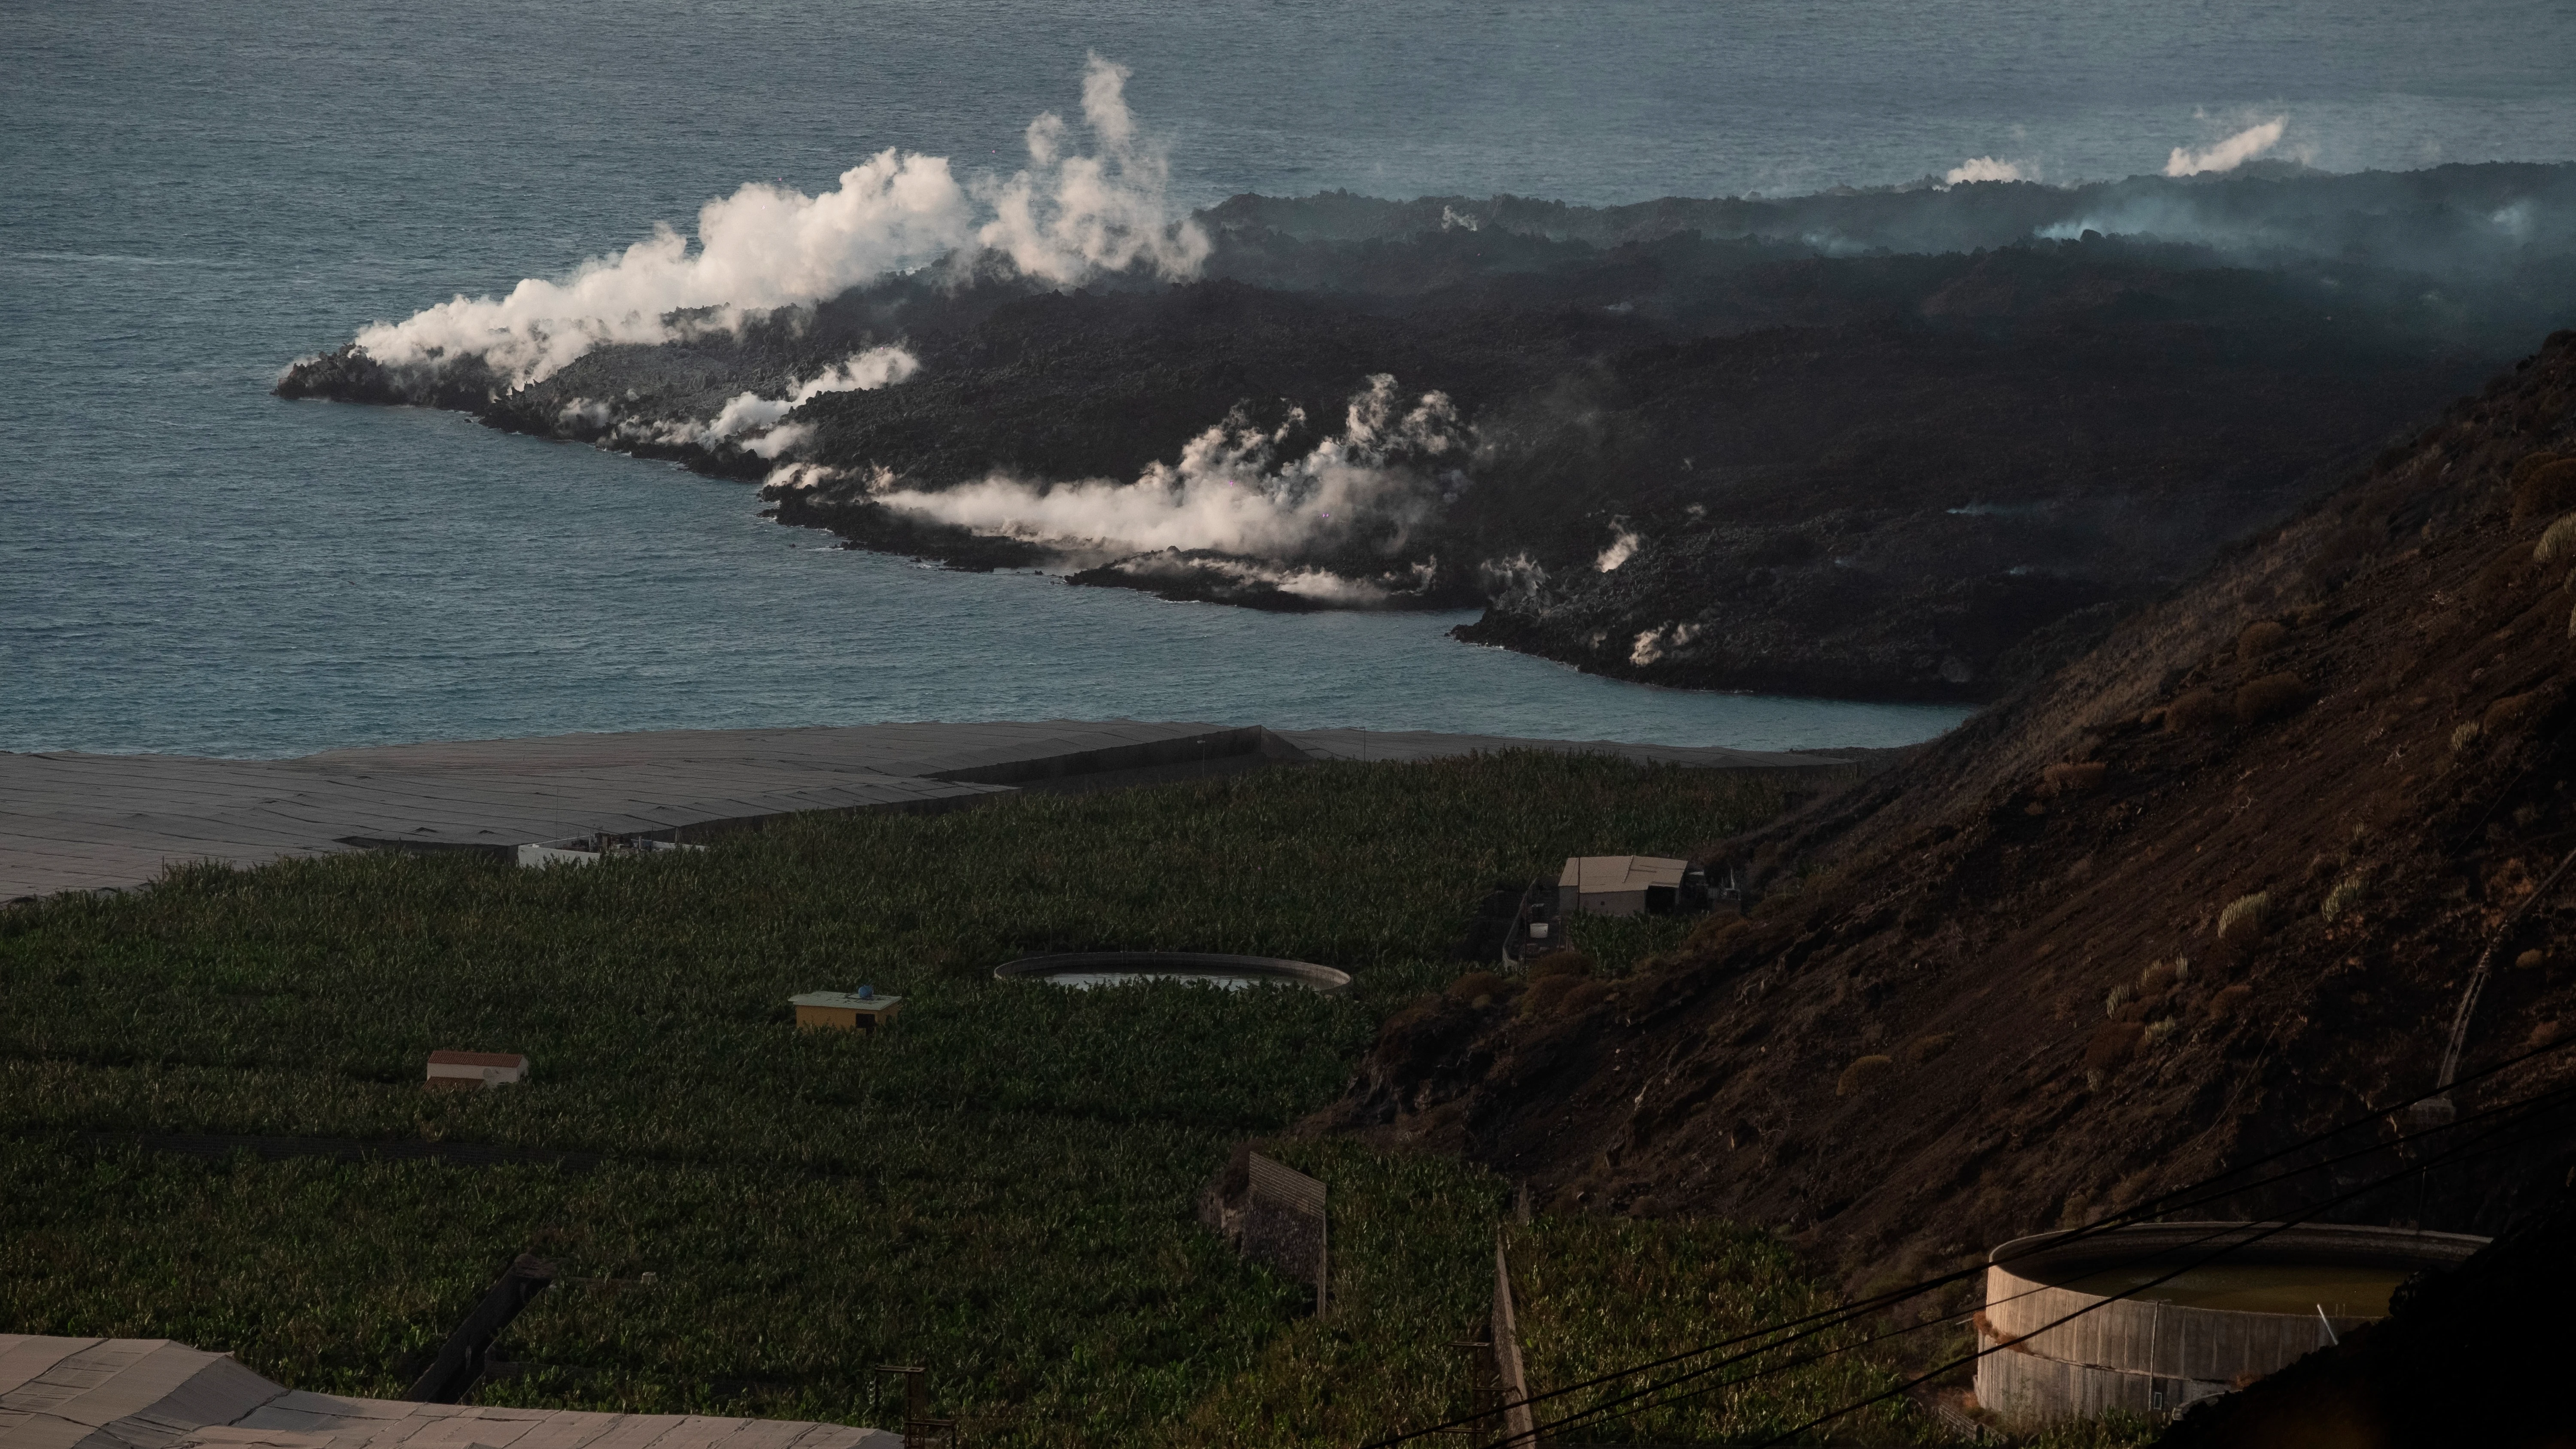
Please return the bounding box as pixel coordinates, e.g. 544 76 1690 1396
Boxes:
4 0 2566 756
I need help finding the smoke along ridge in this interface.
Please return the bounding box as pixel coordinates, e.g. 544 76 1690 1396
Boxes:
869 374 1467 562
2165 117 2287 177
1094 553 1430 606
348 55 1202 385
1943 156 2030 186
1631 621 1701 667
705 345 921 442
557 346 921 461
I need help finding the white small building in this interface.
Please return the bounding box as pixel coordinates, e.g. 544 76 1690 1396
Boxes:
1557 856 1689 917
517 835 704 868
426 1050 531 1091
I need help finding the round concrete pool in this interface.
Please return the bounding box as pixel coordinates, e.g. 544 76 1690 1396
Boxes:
994 951 1351 994
1974 1221 2487 1428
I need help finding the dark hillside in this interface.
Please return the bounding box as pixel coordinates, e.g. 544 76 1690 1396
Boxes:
1324 331 2576 1284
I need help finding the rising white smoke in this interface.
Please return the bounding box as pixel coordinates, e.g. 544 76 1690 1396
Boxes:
869 374 1465 561
974 56 1210 284
349 56 1204 386
2164 117 2287 177
564 346 920 458
1480 552 1551 614
1943 156 2030 186
1630 621 1701 666
1595 523 1642 572
702 345 921 453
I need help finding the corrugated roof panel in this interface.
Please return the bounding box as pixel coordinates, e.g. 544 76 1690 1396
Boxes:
0 1338 103 1398
130 1356 289 1441
3 1340 162 1413
46 1340 228 1428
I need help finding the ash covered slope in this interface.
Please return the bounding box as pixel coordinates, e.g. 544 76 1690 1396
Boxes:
1326 332 2576 1281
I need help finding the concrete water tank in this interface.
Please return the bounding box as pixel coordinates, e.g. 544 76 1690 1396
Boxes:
1973 1221 2487 1427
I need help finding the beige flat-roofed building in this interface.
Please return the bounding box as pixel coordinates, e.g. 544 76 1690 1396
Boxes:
425 1050 529 1091
1558 855 1689 917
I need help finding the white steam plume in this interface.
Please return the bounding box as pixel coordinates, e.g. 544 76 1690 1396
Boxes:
1630 621 1700 666
2164 117 2286 177
1943 156 2029 186
1480 552 1550 614
705 345 922 444
975 56 1210 284
349 56 1204 386
1595 524 1641 572
870 375 1465 561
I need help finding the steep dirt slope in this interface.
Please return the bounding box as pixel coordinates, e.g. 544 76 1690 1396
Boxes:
1326 331 2576 1282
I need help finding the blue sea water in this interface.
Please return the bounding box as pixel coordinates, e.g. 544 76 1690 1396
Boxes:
5 0 2571 758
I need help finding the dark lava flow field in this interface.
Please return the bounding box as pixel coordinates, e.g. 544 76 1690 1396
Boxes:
283 164 2576 703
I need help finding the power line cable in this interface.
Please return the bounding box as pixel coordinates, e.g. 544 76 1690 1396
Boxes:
1537 1084 2576 1449
1364 1027 2576 1449
1500 1079 2576 1447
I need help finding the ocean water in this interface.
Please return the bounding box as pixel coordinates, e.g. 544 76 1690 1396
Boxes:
5 0 2570 759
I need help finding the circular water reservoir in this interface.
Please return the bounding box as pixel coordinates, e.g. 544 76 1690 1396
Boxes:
995 951 1351 994
1974 1221 2487 1428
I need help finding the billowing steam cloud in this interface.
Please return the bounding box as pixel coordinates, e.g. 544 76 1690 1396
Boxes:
975 57 1211 284
348 56 1203 385
868 374 1467 562
2164 117 2287 177
1943 156 2031 186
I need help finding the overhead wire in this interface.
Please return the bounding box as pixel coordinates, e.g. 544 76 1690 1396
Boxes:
1498 1076 2576 1447
1527 1076 2576 1449
1361 1026 2576 1449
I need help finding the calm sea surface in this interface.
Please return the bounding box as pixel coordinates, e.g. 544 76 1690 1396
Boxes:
6 0 2570 757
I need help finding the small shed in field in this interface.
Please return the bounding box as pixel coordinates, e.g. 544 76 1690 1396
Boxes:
792 990 903 1032
1557 856 1689 917
425 1050 530 1091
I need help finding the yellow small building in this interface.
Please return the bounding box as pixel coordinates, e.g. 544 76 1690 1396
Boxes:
790 989 902 1032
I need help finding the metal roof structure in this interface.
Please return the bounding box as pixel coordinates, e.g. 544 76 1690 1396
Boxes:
0 1335 899 1449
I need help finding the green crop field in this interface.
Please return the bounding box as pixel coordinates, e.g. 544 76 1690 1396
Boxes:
0 752 1937 1445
